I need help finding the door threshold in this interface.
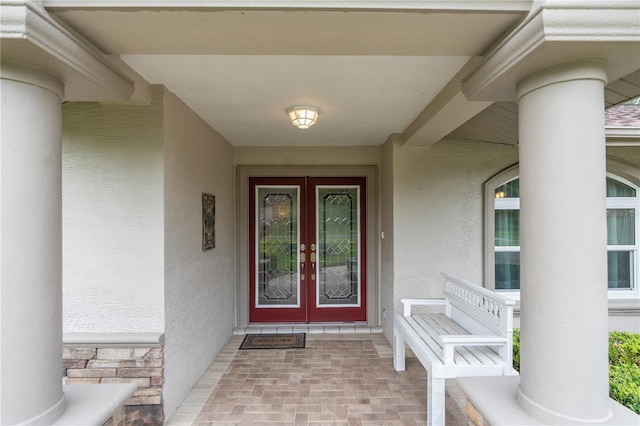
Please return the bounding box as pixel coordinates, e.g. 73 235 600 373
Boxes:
233 323 382 335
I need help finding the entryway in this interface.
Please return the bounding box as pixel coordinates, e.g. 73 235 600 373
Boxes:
236 165 378 328
249 176 367 323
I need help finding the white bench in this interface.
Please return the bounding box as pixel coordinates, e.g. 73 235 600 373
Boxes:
393 273 517 426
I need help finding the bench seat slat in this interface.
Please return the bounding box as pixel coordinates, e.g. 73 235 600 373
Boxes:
395 315 444 370
404 316 446 363
429 314 508 366
416 314 505 367
420 314 504 366
396 315 509 378
413 315 472 366
439 314 507 365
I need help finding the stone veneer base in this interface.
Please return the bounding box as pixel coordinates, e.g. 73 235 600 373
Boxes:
63 333 165 426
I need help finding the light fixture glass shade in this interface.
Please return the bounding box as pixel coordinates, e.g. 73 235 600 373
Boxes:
287 105 318 129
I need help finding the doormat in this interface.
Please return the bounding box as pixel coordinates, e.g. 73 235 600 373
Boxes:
239 333 306 350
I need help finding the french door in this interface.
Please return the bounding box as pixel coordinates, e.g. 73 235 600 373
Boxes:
249 176 366 323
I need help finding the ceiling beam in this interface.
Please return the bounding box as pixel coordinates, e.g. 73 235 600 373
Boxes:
402 57 492 146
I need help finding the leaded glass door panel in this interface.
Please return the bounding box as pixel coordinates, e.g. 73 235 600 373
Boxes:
249 177 307 322
308 177 366 322
249 176 366 323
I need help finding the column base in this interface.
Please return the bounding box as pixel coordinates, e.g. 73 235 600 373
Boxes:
517 386 612 424
19 395 67 426
456 376 640 426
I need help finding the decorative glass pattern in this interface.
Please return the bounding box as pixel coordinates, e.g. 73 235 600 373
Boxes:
256 186 299 306
317 186 360 306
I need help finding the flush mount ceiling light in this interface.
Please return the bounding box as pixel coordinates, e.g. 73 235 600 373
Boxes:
287 105 318 129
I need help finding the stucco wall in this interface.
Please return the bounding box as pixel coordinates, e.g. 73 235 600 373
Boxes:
62 89 165 333
388 141 639 332
391 140 519 310
162 88 235 418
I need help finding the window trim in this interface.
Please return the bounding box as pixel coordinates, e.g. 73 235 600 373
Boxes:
484 159 640 300
484 164 519 297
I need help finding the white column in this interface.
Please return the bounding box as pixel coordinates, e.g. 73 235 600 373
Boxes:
1 61 66 424
516 61 611 424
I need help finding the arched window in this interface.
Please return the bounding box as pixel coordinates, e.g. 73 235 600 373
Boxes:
484 160 639 297
607 175 638 290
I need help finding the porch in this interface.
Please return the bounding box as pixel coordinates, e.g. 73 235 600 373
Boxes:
2 1 639 424
166 332 467 425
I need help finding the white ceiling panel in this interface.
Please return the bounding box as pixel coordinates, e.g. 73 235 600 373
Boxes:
123 55 469 145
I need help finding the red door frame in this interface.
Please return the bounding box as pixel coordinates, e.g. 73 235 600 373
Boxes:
249 177 307 322
249 176 367 323
307 177 367 322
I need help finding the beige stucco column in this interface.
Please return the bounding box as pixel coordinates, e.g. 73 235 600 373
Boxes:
1 61 66 424
516 61 610 424
0 1 134 423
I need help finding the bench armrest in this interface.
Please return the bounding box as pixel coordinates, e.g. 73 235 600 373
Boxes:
400 298 448 316
438 334 508 364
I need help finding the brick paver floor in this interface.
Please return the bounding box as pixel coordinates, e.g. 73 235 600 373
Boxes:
168 333 466 425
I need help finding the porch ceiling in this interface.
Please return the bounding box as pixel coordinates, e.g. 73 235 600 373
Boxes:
44 2 639 148
46 2 528 147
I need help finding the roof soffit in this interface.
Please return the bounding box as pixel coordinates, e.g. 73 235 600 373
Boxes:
462 1 640 102
0 1 134 102
444 70 640 147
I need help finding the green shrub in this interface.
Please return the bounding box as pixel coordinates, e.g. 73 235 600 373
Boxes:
608 331 640 414
512 329 640 414
512 328 520 373
609 331 640 367
610 363 640 414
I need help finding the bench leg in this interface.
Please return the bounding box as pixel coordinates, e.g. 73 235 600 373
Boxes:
393 328 405 371
427 375 446 426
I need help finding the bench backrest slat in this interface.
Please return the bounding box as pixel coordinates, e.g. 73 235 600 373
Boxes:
441 272 515 363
